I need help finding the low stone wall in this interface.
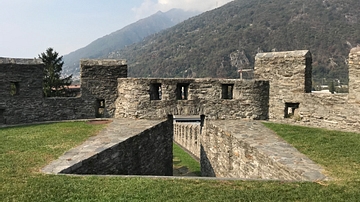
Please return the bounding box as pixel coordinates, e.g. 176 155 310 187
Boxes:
173 120 326 181
115 78 269 120
200 120 326 181
3 97 94 124
174 122 201 159
60 118 173 176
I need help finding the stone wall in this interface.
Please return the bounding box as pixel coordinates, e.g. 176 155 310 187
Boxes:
173 119 326 181
254 50 312 120
0 58 127 125
61 118 173 176
254 49 360 131
116 78 269 120
348 47 360 104
80 59 127 118
174 122 201 159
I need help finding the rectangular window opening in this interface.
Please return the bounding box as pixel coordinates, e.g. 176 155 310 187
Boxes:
10 82 20 96
176 83 189 100
284 103 300 118
95 99 105 118
150 83 162 100
0 109 5 124
221 84 234 99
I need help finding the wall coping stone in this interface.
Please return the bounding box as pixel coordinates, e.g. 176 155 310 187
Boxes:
255 50 310 59
80 59 127 66
350 47 360 53
0 57 43 65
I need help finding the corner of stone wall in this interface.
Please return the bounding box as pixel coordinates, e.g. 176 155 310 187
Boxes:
348 47 360 104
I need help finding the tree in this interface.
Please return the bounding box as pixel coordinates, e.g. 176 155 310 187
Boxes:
328 80 335 94
39 48 72 97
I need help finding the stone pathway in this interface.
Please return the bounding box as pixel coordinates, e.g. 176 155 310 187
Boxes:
210 120 328 181
42 118 164 174
42 118 328 181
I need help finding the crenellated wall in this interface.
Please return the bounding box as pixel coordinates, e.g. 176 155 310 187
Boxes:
0 58 127 125
254 49 360 131
115 78 269 120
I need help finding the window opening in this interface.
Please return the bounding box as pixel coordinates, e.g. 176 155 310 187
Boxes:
284 103 300 118
0 109 5 124
95 99 105 118
176 83 189 100
10 82 19 96
150 83 162 100
221 84 234 99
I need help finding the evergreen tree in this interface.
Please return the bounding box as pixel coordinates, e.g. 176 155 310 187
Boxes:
328 81 335 94
39 48 72 97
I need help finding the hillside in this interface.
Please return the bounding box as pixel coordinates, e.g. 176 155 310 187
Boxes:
111 0 360 84
62 8 199 78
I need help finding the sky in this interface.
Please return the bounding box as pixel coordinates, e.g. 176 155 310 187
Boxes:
0 0 232 58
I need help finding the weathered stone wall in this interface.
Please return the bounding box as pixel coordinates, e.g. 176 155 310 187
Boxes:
115 78 269 120
80 59 127 118
254 49 360 131
174 120 326 181
348 47 360 104
201 121 296 180
61 119 173 176
174 122 201 159
254 50 312 120
0 58 127 125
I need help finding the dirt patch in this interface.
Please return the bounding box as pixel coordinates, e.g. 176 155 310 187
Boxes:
86 120 113 125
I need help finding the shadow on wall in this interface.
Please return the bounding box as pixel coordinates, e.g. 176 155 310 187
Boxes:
200 145 216 177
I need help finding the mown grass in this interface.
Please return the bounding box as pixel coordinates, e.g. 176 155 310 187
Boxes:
173 143 201 176
1 122 360 201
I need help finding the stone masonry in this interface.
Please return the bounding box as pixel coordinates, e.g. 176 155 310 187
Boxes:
115 78 269 120
43 118 173 176
174 119 327 181
254 49 360 132
3 48 360 180
0 59 126 124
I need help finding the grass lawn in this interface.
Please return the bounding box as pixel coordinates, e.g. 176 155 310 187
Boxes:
1 122 360 201
173 143 201 176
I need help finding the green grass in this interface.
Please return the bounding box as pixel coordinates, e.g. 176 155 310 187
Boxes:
173 143 201 176
1 122 360 201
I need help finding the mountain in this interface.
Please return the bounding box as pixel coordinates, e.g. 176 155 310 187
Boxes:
62 8 200 78
111 0 360 84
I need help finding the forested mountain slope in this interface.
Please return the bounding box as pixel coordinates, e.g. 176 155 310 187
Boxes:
62 9 199 77
111 0 360 84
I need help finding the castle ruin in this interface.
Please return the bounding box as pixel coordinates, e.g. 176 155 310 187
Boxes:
2 48 360 180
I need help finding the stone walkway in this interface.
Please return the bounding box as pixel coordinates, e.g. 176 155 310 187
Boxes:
42 118 164 174
42 118 328 181
210 120 328 181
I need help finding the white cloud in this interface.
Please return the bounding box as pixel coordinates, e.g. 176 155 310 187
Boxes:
132 0 233 19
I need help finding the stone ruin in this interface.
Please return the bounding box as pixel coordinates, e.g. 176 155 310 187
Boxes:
2 47 360 180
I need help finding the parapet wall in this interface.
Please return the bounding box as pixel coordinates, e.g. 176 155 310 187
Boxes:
254 49 360 131
115 78 269 120
0 59 127 125
62 119 173 175
80 59 127 118
174 120 326 181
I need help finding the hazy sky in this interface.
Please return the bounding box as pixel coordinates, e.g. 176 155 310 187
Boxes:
0 0 232 58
